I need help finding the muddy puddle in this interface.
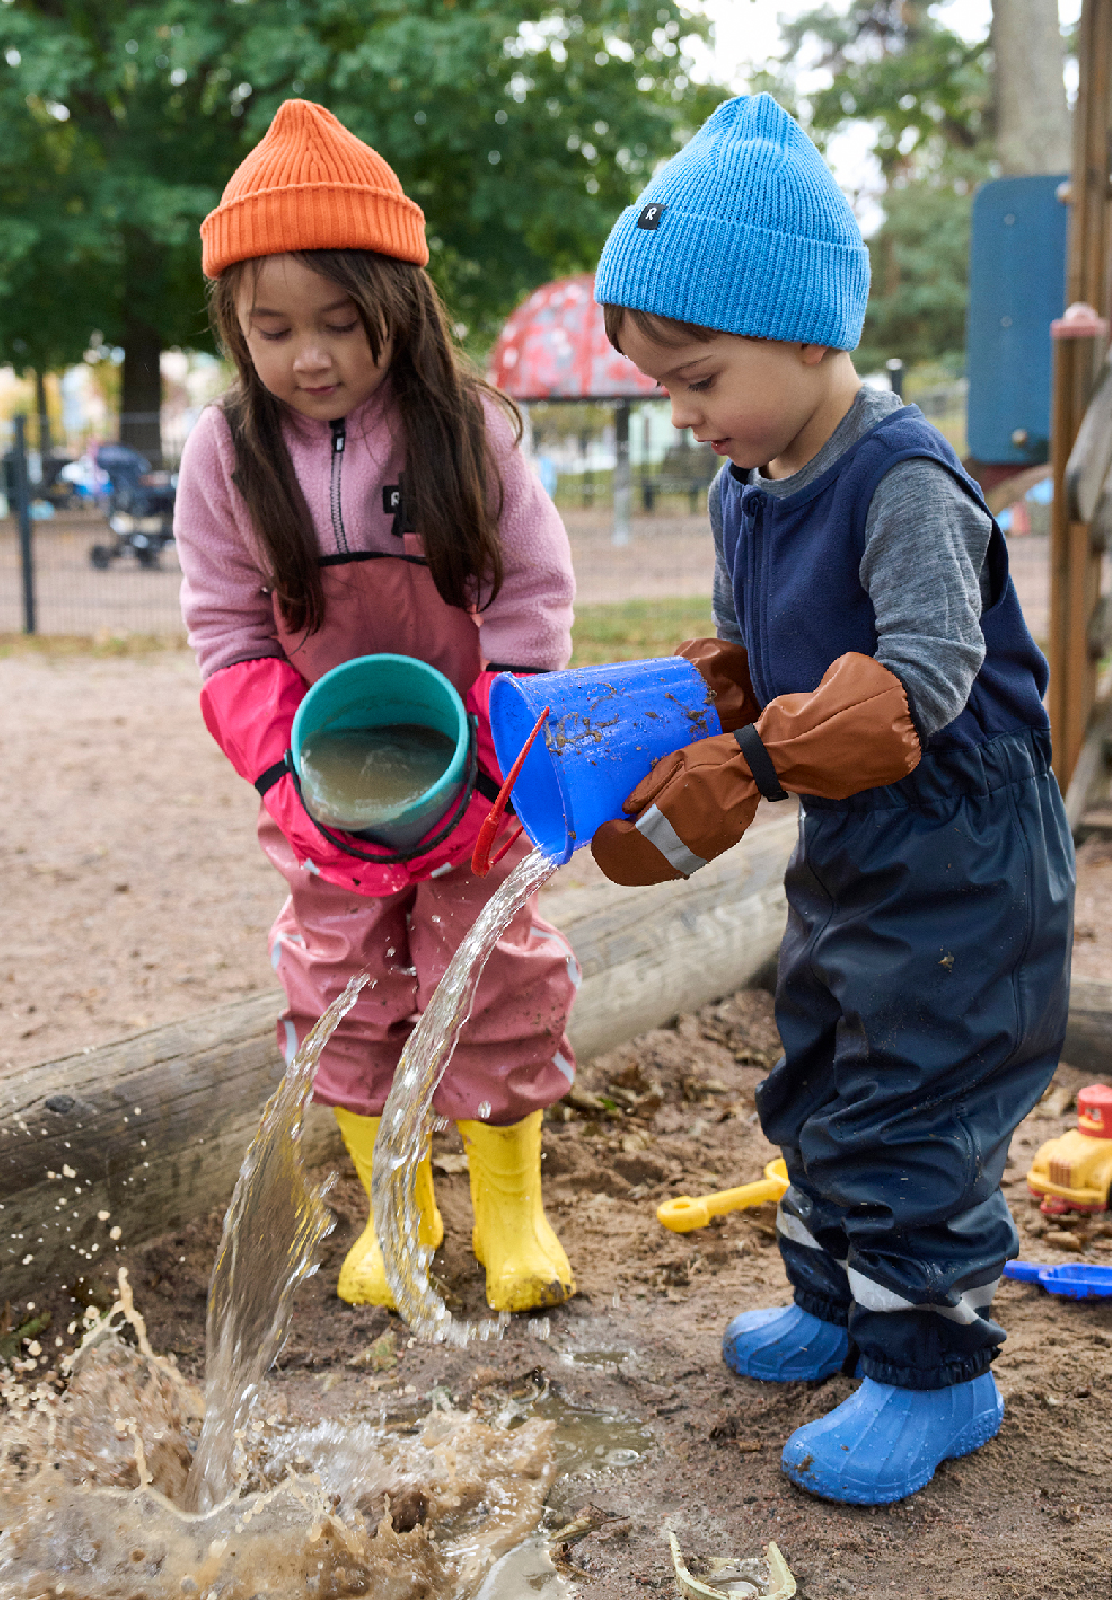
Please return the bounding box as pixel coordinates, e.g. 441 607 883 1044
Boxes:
0 852 620 1598
0 1284 673 1597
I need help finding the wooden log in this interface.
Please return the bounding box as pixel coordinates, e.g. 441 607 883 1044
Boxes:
1064 977 1112 1078
544 813 795 1058
1 817 798 1304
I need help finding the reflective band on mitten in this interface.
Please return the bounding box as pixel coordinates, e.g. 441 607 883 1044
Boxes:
634 805 708 876
591 731 759 886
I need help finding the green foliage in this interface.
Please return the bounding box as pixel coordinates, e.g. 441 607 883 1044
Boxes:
752 1 995 370
763 0 992 182
856 162 978 371
0 0 724 381
0 1305 50 1367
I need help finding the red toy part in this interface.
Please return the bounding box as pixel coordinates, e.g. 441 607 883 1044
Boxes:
471 705 550 876
1078 1084 1112 1138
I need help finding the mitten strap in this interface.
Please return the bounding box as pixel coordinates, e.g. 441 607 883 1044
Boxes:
254 754 292 796
735 723 789 802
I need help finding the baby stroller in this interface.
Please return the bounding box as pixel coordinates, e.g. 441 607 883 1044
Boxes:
89 443 177 570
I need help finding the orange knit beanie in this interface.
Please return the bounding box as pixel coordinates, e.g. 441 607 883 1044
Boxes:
200 99 427 277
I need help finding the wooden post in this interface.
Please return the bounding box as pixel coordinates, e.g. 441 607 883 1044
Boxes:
1048 0 1112 791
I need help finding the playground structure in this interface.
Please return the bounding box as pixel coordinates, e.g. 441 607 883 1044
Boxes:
1045 0 1112 828
486 273 658 545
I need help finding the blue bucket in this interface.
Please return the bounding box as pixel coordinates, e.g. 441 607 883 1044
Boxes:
291 654 469 850
489 657 721 865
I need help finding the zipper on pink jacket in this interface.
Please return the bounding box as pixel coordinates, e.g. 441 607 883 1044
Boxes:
329 418 349 553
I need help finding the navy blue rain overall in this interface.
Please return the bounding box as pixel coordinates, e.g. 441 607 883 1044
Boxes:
718 406 1075 1390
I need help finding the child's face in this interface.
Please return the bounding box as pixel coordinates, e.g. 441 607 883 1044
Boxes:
615 316 833 474
236 254 392 420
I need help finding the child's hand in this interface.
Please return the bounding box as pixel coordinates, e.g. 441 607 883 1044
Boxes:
674 637 761 733
591 732 760 886
749 653 920 800
590 653 921 888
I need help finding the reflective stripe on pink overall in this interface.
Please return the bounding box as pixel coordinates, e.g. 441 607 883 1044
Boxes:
263 551 579 1123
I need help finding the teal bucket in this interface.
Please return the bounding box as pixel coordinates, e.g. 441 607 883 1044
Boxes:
489 657 721 865
291 654 470 851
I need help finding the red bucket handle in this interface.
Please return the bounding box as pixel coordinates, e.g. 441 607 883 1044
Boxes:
471 705 550 876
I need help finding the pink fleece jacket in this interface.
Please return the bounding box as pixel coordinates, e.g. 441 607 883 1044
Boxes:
175 386 575 681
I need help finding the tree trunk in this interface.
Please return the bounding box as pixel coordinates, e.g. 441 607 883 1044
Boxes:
34 370 51 461
120 318 163 465
119 229 164 465
992 0 1072 175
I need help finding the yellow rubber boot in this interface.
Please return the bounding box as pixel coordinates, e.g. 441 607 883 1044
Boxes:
457 1111 575 1312
333 1107 443 1307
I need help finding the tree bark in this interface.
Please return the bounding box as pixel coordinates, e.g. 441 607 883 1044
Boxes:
34 370 51 461
992 0 1072 175
119 230 165 465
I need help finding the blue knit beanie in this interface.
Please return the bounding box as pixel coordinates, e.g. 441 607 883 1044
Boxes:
595 94 870 350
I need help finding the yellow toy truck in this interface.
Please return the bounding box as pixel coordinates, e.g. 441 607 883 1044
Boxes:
1026 1084 1112 1216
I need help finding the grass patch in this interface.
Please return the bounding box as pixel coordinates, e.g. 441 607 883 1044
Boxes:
0 632 188 659
570 597 714 667
1 599 715 671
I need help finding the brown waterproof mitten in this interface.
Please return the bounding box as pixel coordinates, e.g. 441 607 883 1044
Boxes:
592 653 921 887
673 637 762 733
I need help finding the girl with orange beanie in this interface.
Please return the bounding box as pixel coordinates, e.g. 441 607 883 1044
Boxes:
175 100 579 1315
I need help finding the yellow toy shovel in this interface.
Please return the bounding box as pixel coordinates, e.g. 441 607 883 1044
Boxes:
657 1158 789 1234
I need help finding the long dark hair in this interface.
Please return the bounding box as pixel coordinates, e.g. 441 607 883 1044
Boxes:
208 250 518 636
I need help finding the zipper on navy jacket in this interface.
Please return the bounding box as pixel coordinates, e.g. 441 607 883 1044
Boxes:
743 487 772 705
329 418 349 553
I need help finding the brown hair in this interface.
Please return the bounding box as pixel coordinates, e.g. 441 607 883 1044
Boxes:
208 249 517 636
601 302 720 354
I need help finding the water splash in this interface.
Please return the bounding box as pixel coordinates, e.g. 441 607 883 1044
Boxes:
373 847 557 1344
183 975 367 1511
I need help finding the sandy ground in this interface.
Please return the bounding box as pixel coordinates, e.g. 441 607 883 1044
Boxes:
2 649 1112 1599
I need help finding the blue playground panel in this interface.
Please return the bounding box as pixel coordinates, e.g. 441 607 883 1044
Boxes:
967 174 1069 466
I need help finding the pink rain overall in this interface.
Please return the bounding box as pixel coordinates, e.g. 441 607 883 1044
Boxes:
263 553 579 1120
175 393 579 1125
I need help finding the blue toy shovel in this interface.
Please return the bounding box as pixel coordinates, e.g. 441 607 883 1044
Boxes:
1004 1260 1112 1298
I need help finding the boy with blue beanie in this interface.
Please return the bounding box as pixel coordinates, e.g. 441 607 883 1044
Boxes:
591 94 1074 1506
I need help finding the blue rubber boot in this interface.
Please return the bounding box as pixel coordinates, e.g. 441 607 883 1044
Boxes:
723 1304 850 1382
781 1372 1004 1505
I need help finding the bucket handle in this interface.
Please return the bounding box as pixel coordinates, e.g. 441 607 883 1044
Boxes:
472 705 550 876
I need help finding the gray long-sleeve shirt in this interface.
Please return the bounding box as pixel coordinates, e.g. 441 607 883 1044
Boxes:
710 385 992 737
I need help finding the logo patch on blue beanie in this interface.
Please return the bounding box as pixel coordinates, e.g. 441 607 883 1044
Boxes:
636 203 666 230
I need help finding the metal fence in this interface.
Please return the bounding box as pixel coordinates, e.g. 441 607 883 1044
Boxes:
6 384 1045 649
1 416 187 640
1 406 726 640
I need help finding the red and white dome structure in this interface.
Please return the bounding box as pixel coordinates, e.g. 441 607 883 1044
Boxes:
487 273 657 401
